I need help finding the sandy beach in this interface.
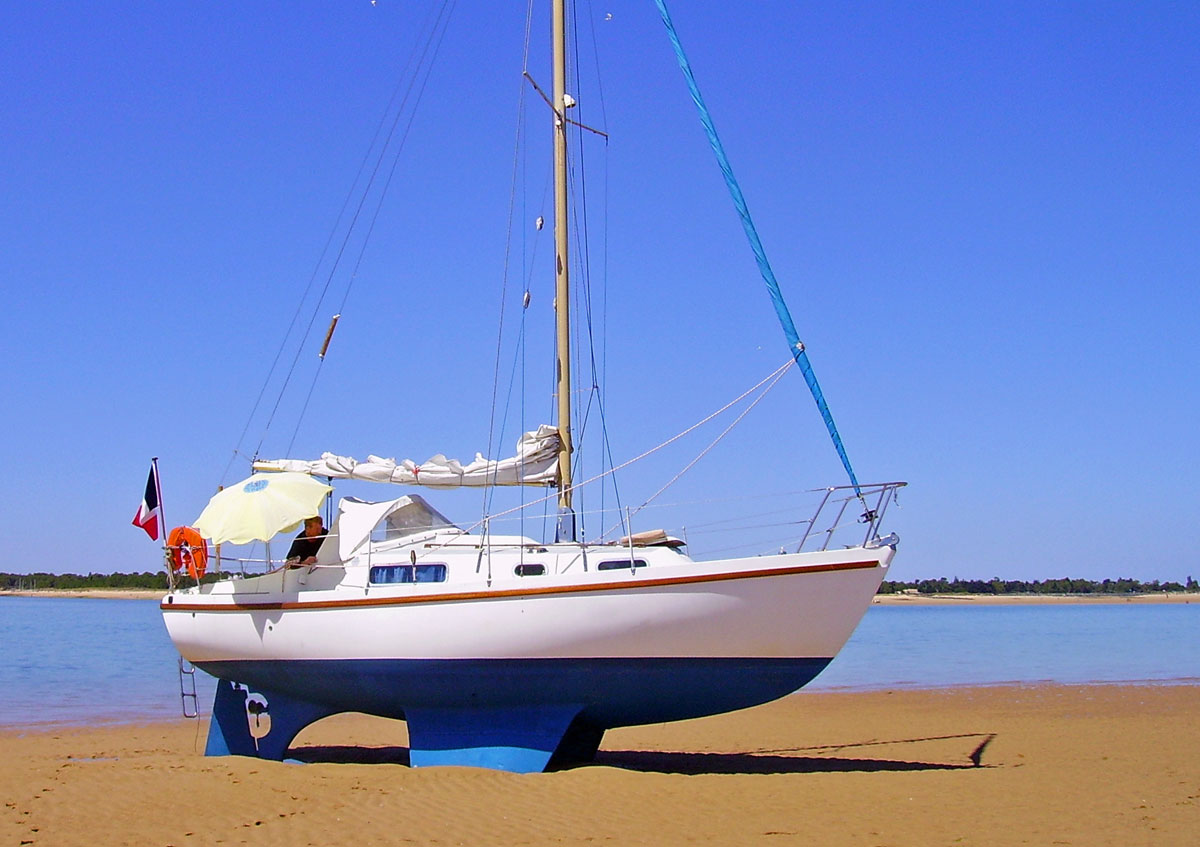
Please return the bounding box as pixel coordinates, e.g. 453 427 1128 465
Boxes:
2 684 1195 845
0 589 166 600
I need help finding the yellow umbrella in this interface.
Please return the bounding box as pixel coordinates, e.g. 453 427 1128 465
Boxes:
193 472 332 545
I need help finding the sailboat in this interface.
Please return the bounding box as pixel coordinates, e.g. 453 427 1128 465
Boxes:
161 1 904 773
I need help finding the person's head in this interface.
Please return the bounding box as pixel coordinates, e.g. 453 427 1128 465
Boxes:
304 516 324 536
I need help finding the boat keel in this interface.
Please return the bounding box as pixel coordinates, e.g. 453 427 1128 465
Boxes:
405 703 585 772
203 679 595 772
197 656 836 770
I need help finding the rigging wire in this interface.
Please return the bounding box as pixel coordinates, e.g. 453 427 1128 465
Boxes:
224 0 457 470
286 1 459 453
597 355 793 539
219 2 451 484
481 0 538 530
578 0 616 541
284 0 459 454
480 496 817 543
569 0 598 534
565 0 621 542
412 360 797 565
421 358 797 549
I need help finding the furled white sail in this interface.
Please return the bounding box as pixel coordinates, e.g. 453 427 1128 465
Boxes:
252 425 560 488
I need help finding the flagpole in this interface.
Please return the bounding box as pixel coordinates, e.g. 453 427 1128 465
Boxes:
153 457 172 590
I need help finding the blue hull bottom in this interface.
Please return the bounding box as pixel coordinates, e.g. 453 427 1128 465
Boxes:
197 657 832 772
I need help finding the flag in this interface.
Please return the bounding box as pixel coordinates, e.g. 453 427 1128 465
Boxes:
132 461 162 541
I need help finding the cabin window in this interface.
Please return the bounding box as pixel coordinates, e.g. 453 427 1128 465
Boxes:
369 564 448 584
515 563 546 577
597 558 647 571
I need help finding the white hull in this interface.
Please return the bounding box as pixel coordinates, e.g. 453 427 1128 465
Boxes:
163 544 892 665
160 502 900 769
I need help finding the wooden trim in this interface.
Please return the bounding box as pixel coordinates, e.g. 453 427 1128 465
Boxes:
161 558 881 613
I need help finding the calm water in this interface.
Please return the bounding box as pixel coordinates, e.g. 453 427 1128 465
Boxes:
814 602 1200 690
0 597 1196 728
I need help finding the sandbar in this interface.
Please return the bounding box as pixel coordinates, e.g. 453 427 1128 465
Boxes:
2 684 1195 845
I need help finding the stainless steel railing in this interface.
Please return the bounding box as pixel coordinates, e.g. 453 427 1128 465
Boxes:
795 481 906 552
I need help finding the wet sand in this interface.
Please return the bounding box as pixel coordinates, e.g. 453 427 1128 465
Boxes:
2 684 1195 845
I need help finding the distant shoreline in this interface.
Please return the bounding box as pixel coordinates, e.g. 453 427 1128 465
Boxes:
2 587 1196 604
873 592 1197 605
0 588 163 600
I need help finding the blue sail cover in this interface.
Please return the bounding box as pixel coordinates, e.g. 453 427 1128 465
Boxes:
653 0 862 496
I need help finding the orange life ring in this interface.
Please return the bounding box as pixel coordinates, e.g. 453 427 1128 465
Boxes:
168 526 208 580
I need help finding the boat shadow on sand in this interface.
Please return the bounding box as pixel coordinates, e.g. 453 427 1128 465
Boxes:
285 732 997 775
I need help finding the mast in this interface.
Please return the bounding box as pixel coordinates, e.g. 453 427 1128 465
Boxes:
552 0 575 541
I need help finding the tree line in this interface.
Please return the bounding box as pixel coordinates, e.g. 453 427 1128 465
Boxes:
879 576 1199 595
0 571 216 590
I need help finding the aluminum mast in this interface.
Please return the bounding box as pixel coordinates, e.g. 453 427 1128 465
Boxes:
552 0 575 541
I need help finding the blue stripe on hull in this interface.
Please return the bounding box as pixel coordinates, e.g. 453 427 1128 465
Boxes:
196 656 833 729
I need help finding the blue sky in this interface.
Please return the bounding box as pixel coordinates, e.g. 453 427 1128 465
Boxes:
2 1 1197 582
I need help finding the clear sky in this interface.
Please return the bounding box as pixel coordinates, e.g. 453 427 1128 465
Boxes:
2 1 1197 582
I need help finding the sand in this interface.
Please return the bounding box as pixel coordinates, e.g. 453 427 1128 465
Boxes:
0 589 165 600
2 684 1195 846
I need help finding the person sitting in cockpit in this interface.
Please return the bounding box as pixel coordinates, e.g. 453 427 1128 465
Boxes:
286 516 327 567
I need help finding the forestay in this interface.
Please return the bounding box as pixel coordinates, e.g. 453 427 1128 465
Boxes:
252 425 560 488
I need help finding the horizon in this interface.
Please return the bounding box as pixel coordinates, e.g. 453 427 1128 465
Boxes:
4 570 1197 591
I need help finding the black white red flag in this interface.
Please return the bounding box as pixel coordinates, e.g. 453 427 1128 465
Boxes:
132 461 162 541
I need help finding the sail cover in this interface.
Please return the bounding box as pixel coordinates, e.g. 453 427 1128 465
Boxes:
252 425 560 488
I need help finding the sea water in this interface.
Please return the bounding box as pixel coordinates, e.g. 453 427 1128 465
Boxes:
0 596 216 728
812 602 1200 690
0 596 1196 728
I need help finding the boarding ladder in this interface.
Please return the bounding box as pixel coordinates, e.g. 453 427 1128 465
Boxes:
178 657 199 719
